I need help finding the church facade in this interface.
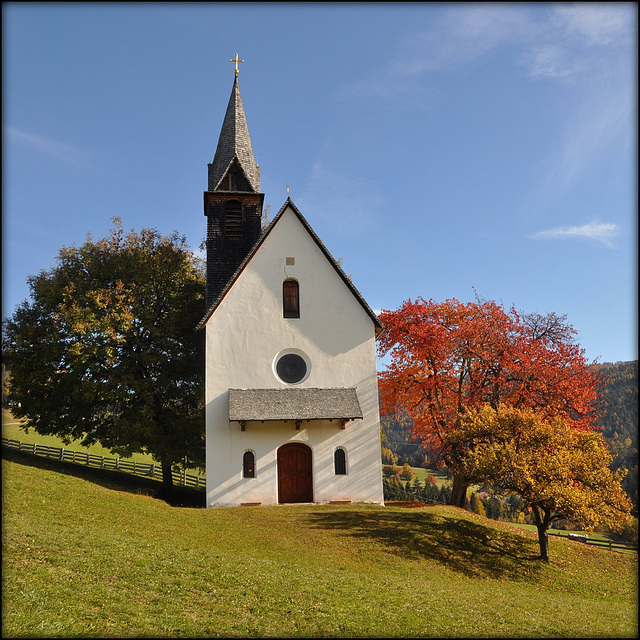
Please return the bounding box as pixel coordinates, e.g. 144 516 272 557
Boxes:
199 70 384 507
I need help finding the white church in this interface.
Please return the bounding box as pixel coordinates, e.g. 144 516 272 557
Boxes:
198 62 385 507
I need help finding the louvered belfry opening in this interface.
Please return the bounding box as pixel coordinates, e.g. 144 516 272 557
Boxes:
224 200 243 238
204 76 264 308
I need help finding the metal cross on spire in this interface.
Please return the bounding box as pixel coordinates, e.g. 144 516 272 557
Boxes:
230 53 244 76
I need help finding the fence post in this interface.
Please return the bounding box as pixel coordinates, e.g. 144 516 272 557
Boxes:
101 456 105 468
33 443 37 455
60 448 64 461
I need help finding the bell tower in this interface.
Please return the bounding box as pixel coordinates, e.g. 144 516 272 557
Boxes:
204 57 264 307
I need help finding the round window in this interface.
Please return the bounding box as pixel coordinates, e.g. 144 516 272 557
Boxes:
276 353 308 384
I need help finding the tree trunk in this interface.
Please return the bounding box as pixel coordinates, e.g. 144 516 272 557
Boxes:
536 525 550 563
532 505 551 563
161 459 174 491
450 474 469 508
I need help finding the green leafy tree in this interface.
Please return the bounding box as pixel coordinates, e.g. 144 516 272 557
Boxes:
2 363 10 409
3 220 206 491
484 494 505 521
444 405 633 562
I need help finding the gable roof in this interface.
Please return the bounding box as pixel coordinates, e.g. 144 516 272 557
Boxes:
208 77 260 192
197 197 384 336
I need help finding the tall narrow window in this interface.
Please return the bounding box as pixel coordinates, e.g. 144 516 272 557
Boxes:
283 279 300 318
225 200 242 237
243 451 255 478
334 448 347 475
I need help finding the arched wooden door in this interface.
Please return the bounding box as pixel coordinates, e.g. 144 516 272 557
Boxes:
277 443 313 503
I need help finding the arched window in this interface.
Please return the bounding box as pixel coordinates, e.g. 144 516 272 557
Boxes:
283 279 300 318
243 450 255 478
225 200 242 237
334 448 347 475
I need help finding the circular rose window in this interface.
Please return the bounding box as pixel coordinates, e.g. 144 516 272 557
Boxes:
275 353 308 384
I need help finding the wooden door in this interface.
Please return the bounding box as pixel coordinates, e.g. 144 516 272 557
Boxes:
277 443 313 503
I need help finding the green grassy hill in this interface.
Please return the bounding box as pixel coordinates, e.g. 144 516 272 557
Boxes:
2 448 637 638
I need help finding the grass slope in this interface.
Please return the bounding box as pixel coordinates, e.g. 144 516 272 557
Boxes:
2 448 638 638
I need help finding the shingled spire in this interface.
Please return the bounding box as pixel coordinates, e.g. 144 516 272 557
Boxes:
204 69 264 308
208 76 260 192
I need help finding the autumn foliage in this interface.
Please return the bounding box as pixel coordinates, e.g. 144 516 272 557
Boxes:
377 297 603 506
445 404 633 562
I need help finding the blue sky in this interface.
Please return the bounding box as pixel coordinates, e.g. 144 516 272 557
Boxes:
3 2 637 365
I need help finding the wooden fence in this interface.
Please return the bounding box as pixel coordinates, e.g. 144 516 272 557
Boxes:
2 437 206 491
549 531 636 552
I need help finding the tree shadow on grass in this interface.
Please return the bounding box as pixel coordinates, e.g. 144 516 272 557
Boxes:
305 505 544 580
2 446 205 508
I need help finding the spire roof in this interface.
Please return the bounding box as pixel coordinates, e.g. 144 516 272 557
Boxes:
209 77 260 192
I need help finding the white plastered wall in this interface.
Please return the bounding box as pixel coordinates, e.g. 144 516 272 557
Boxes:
204 205 384 506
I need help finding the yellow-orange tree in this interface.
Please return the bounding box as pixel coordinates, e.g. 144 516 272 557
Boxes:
444 405 633 562
378 297 603 507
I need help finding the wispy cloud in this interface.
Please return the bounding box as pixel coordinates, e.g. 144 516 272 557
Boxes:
529 221 619 247
393 4 528 75
342 4 528 99
351 4 634 210
521 3 634 82
338 4 635 225
553 3 633 47
4 126 88 164
345 4 634 98
520 43 579 80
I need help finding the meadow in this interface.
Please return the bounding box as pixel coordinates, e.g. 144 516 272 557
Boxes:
2 446 637 638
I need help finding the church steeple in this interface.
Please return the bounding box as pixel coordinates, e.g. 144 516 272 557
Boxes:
204 63 264 308
208 76 260 192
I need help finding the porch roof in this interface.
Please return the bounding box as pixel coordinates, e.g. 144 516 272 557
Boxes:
228 387 363 422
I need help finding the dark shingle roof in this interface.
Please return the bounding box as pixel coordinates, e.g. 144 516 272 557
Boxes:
228 388 363 422
209 77 260 191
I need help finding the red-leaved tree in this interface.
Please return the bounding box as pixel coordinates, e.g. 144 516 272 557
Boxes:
377 297 603 507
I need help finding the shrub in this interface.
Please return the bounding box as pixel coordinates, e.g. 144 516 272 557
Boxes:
470 492 487 517
400 463 415 480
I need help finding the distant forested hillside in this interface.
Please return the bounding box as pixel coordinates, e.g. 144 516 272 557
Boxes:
381 360 638 508
596 360 638 507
